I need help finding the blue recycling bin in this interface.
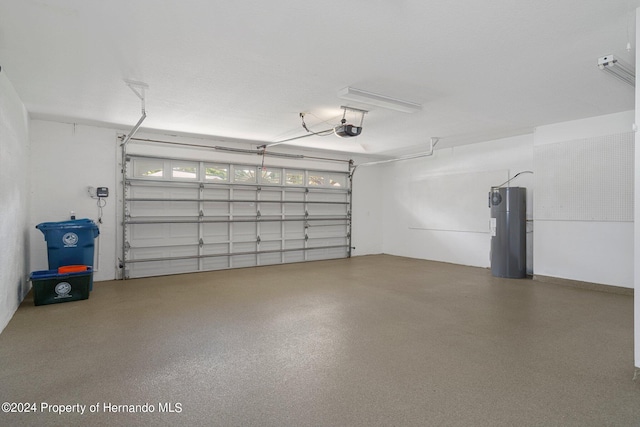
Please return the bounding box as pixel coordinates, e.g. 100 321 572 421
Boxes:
36 219 100 289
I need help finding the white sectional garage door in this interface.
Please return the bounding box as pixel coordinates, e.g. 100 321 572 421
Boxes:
122 154 351 278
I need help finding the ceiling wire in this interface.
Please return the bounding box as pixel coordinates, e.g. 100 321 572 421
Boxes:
307 111 343 127
300 113 334 137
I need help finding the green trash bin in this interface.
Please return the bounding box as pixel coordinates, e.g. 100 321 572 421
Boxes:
30 268 92 306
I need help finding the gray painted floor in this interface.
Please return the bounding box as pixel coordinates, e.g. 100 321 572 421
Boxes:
0 255 638 426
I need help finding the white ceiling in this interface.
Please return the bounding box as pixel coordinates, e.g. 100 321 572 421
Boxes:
0 0 638 156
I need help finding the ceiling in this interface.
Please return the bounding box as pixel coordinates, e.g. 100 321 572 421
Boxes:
0 0 638 156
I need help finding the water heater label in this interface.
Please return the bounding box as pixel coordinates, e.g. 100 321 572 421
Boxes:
490 218 497 237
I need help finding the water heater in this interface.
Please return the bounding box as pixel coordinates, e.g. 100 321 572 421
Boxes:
489 187 526 278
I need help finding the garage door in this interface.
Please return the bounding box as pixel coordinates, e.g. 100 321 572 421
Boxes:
122 154 351 278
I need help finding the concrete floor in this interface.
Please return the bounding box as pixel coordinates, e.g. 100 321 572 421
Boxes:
0 255 638 426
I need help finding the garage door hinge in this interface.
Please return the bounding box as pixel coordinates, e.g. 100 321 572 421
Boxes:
305 234 309 241
199 183 204 190
256 236 261 243
199 210 204 217
199 238 204 247
257 210 261 218
124 242 131 251
304 210 309 217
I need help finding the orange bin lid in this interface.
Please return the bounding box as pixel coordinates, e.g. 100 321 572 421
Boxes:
58 265 89 274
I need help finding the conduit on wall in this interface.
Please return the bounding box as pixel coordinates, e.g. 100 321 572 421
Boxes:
120 80 148 148
351 137 439 176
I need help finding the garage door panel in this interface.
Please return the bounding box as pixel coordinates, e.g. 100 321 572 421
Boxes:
309 237 348 247
283 250 305 263
126 246 199 277
130 185 198 199
129 258 199 278
283 222 304 239
307 192 347 203
233 222 257 239
129 223 198 247
129 245 198 260
202 188 230 199
260 240 281 250
259 253 282 266
234 189 255 201
232 254 257 268
306 246 348 261
203 201 230 216
234 242 257 253
284 239 305 250
284 191 304 201
260 190 282 201
202 223 229 240
307 224 347 239
202 257 230 270
259 203 282 215
202 243 230 255
307 204 347 216
260 222 281 238
259 241 282 265
132 201 199 217
233 202 257 215
283 203 305 215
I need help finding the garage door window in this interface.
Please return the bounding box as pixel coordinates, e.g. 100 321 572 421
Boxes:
134 159 164 178
308 174 325 186
285 170 304 186
234 167 256 183
172 162 198 180
205 164 229 181
261 169 281 184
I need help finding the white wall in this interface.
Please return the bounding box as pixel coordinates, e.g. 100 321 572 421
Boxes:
634 7 639 371
534 111 634 288
0 72 30 333
379 134 534 271
351 164 383 255
29 121 119 281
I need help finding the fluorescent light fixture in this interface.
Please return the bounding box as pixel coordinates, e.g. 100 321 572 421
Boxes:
338 87 422 113
598 55 635 87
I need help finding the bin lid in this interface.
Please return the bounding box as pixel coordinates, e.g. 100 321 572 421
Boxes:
30 267 93 280
36 219 100 237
